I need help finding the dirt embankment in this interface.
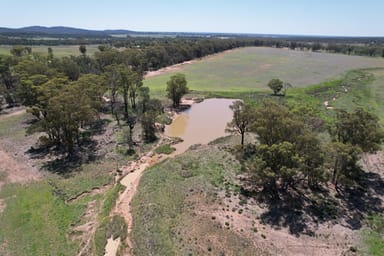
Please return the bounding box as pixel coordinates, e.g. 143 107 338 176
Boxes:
104 98 197 256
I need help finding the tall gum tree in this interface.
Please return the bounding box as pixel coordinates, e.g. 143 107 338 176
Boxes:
166 73 188 108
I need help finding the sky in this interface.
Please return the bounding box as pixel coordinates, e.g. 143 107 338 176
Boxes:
1 0 383 36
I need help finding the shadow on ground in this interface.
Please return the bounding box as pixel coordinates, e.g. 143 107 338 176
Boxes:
26 119 110 175
248 169 384 236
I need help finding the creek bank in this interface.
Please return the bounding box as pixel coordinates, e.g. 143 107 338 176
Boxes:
104 97 235 255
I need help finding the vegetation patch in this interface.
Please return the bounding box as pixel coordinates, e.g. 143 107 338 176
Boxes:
0 182 86 256
92 183 126 255
50 163 113 201
93 215 128 256
361 214 384 255
131 145 242 255
154 144 176 155
99 183 125 219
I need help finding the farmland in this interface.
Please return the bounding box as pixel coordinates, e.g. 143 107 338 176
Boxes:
144 47 384 94
135 48 384 256
1 44 384 255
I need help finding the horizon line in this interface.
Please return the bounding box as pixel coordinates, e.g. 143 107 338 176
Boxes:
1 25 384 38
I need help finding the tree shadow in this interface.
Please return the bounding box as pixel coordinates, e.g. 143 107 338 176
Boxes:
248 168 384 236
256 189 322 236
87 118 111 136
41 155 83 175
26 126 102 175
340 170 384 230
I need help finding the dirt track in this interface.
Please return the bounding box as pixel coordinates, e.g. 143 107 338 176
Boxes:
104 98 197 255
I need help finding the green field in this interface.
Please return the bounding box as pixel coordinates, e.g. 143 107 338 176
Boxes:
144 47 384 94
0 45 100 57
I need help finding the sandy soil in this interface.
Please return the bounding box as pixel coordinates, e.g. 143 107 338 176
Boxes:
72 200 100 256
104 236 120 256
106 146 165 255
204 192 359 256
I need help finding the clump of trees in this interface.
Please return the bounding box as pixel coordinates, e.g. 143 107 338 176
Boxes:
0 44 167 158
166 73 189 108
229 100 383 196
267 78 292 96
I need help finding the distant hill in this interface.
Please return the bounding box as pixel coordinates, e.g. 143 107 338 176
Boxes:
0 26 136 37
0 26 383 41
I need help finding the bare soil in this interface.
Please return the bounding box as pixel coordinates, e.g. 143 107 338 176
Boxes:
0 150 41 187
104 236 120 256
71 200 100 256
187 149 384 256
200 191 359 256
0 108 26 120
111 140 166 255
0 108 42 191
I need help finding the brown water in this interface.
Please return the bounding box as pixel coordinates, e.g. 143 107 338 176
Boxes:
165 98 235 153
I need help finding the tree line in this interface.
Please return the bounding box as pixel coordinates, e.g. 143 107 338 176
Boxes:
227 100 384 196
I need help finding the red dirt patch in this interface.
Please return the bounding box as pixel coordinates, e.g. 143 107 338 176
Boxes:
0 149 41 190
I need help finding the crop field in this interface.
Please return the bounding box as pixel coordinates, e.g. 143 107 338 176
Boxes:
0 45 100 57
144 47 384 94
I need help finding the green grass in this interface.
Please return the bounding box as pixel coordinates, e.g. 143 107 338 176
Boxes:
154 144 175 155
0 45 100 57
282 68 384 125
49 161 115 201
131 145 245 255
99 183 124 220
0 112 29 141
333 68 384 124
144 47 384 95
94 215 128 256
361 214 384 255
0 109 117 255
0 182 86 255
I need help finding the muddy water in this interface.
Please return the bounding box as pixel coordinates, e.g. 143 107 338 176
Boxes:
104 98 235 256
165 98 235 153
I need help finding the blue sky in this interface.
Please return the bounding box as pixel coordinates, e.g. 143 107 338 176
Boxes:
1 0 383 36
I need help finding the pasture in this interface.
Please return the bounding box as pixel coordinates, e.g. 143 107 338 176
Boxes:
144 47 384 93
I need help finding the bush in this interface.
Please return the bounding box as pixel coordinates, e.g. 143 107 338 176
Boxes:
155 144 176 155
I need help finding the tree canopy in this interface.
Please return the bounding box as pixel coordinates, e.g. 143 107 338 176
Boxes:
166 73 188 108
226 101 255 146
267 78 283 95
